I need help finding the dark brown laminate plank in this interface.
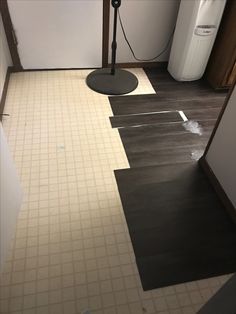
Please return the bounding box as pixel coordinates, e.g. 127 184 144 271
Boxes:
109 95 225 116
183 108 222 121
110 111 182 128
109 68 231 291
118 119 215 139
144 67 227 97
118 120 215 167
123 146 206 168
114 163 236 290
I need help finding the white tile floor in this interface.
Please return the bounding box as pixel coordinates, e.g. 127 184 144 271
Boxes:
0 68 232 314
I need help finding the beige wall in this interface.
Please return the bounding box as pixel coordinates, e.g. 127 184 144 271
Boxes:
109 0 180 63
0 124 22 272
0 16 21 272
206 86 236 208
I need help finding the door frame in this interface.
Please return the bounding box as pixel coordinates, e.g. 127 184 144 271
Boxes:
102 0 110 67
1 0 110 70
0 0 22 71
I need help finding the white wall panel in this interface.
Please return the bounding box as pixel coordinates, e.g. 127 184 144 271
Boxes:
8 0 103 69
206 86 236 208
0 124 22 272
109 0 180 63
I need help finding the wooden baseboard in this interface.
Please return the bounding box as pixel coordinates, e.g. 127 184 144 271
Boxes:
0 66 13 121
13 62 168 72
10 67 24 73
14 67 100 73
199 157 236 224
108 61 168 69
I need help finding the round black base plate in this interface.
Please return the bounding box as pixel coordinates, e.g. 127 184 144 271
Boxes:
86 68 138 95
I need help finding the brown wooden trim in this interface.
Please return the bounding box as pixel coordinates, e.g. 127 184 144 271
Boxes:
0 0 22 71
0 66 13 121
203 80 236 157
102 0 110 67
108 61 168 69
205 0 236 89
199 157 236 224
19 67 100 73
15 62 167 72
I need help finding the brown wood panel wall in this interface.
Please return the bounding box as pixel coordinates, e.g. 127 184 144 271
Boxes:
205 0 236 89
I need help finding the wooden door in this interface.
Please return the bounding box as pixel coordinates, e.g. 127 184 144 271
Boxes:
6 0 104 69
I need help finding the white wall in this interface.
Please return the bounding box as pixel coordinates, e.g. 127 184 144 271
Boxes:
8 0 103 69
0 124 22 272
109 0 180 63
206 86 236 208
0 15 12 101
0 17 21 272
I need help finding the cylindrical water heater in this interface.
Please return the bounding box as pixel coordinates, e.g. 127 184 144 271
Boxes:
168 0 226 81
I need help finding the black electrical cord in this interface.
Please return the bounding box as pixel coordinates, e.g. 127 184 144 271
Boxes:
118 9 175 62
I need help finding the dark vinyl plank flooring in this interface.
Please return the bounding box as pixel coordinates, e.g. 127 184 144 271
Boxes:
118 119 215 139
183 108 221 121
118 121 214 167
109 68 230 290
108 69 227 168
115 163 236 290
110 111 182 128
144 67 227 98
109 95 225 116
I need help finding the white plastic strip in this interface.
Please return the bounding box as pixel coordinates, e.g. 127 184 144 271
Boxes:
178 110 188 122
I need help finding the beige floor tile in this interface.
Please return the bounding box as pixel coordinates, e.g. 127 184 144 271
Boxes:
0 68 231 314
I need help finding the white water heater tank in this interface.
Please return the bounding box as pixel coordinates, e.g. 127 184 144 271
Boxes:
168 0 226 81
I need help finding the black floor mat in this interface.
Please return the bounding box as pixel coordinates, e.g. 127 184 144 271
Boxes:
115 162 236 290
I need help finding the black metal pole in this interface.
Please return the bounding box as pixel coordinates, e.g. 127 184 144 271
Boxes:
111 0 121 75
86 0 138 95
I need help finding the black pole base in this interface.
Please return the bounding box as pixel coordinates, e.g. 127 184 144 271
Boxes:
86 68 138 95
